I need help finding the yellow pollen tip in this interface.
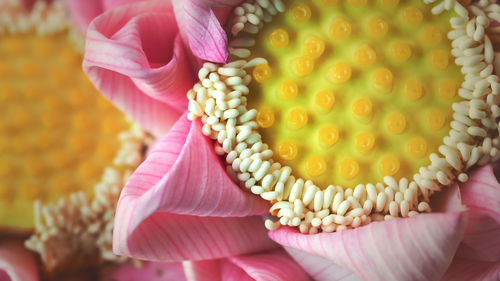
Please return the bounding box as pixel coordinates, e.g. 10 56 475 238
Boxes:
269 29 289 49
352 98 373 118
291 4 312 23
423 26 442 45
330 19 352 40
256 108 275 128
430 50 449 70
293 56 315 77
278 141 298 160
314 90 336 112
253 64 272 83
407 137 428 158
355 132 375 153
404 80 424 101
438 80 457 100
288 108 309 129
339 159 360 180
304 36 325 59
403 6 423 25
380 156 400 176
280 80 299 100
368 17 389 38
387 113 407 134
306 156 327 177
391 41 412 62
427 110 446 131
354 45 377 67
330 62 352 84
373 68 393 88
318 126 339 147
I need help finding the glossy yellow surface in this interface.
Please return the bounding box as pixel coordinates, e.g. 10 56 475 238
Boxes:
0 32 128 227
245 0 463 187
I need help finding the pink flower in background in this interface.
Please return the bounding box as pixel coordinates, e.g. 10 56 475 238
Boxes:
1 0 500 280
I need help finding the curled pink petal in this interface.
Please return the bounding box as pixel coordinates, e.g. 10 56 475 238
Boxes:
220 259 254 281
183 260 223 281
84 0 194 136
442 257 500 281
113 115 274 261
269 211 467 281
100 261 186 281
455 164 500 262
65 0 104 33
285 247 362 281
0 242 39 281
229 249 311 281
172 0 242 63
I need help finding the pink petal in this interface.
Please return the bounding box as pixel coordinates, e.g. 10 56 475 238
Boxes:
220 259 255 281
0 242 38 281
83 0 195 136
113 114 274 261
100 261 186 281
285 247 362 281
65 0 104 33
454 164 500 262
228 249 311 281
183 260 223 281
269 211 467 281
442 257 500 281
172 0 242 63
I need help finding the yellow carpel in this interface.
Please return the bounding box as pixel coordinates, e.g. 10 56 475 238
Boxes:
256 108 275 128
280 80 299 100
269 29 289 49
354 45 377 67
380 156 400 176
339 159 360 180
403 6 423 25
330 19 352 40
306 156 327 177
253 64 272 83
314 90 336 112
404 80 424 101
288 108 309 129
291 4 312 23
355 132 375 153
304 36 325 59
329 62 352 84
407 137 428 158
368 17 389 38
318 126 339 147
278 141 298 160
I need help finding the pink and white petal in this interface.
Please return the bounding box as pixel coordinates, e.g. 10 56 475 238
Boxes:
220 259 255 281
83 0 194 136
113 115 274 261
100 261 186 281
183 259 222 281
454 164 500 262
65 0 104 33
102 0 145 11
114 212 277 261
269 211 467 281
0 242 38 281
442 257 500 281
285 247 362 281
228 249 311 281
172 0 242 63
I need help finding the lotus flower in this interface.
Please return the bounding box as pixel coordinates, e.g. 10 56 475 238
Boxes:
2 0 500 280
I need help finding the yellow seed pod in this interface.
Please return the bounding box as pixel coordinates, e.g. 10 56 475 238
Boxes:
256 108 275 128
320 0 338 7
306 156 327 177
438 80 457 100
330 19 352 40
291 4 312 23
354 45 377 67
288 108 308 129
50 150 73 169
25 157 46 177
380 0 399 8
339 159 360 180
407 137 428 158
430 50 449 70
19 180 43 201
427 110 446 131
20 62 39 78
391 41 412 62
280 80 299 100
293 56 315 77
373 68 393 88
355 132 375 153
304 36 325 59
368 17 389 38
386 113 407 134
404 80 424 101
379 156 400 176
0 159 13 177
278 141 298 160
352 98 373 118
51 174 75 195
403 6 423 25
314 90 336 111
348 0 367 8
423 26 442 45
78 161 101 179
318 126 339 147
269 29 289 49
329 62 352 84
253 64 272 83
